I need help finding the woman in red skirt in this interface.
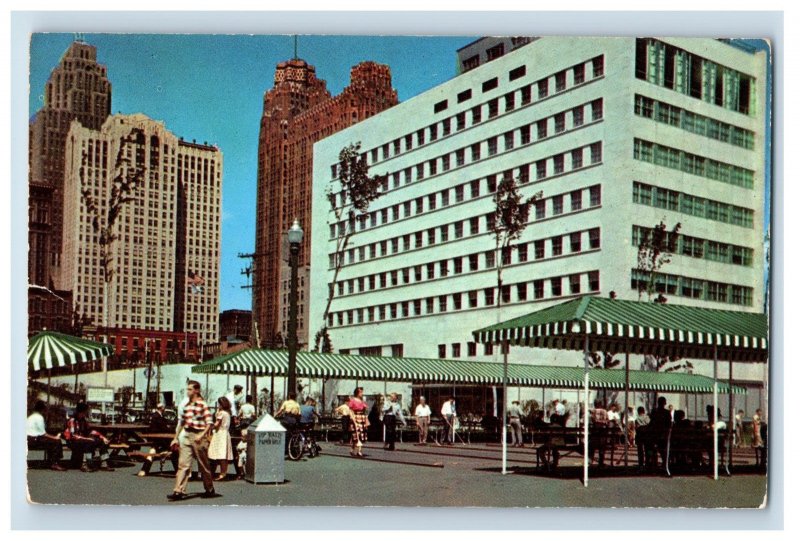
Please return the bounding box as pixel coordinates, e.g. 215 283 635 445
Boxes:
348 387 369 457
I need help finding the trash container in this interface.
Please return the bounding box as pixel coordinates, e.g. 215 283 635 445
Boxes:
245 413 286 484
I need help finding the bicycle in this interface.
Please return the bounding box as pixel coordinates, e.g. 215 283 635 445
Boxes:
287 424 321 461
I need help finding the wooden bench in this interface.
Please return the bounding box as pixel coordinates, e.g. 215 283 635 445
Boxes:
666 426 729 476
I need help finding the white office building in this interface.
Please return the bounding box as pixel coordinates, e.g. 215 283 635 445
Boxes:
309 37 767 413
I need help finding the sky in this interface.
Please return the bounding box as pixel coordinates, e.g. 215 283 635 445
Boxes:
29 33 476 312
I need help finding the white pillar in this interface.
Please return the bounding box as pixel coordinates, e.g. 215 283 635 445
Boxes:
713 344 719 481
583 335 590 487
501 340 509 475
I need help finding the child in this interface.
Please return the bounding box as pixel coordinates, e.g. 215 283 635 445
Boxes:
236 429 248 479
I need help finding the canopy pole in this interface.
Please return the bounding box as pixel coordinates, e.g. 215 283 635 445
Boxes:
728 358 734 473
47 370 52 405
501 339 509 475
226 373 230 392
270 374 275 415
624 348 630 470
713 343 719 481
583 334 590 488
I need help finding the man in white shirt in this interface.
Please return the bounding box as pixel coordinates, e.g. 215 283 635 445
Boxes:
26 400 66 471
225 385 245 418
508 400 524 447
414 397 432 445
239 395 256 425
440 397 456 445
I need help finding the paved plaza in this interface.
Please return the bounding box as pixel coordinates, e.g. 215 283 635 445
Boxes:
27 442 768 508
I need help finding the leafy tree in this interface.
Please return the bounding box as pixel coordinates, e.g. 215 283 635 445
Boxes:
314 142 387 353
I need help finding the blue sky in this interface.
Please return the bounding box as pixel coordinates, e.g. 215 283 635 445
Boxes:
29 34 476 311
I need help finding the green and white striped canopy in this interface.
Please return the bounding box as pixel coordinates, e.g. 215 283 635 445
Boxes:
28 331 114 373
473 296 769 363
191 349 744 394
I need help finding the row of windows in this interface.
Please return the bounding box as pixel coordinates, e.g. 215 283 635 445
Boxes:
328 271 601 328
343 55 605 172
329 140 603 240
330 98 603 211
632 181 754 228
630 269 753 306
332 227 601 299
634 95 755 150
633 138 754 189
329 184 602 270
631 225 754 267
635 38 756 116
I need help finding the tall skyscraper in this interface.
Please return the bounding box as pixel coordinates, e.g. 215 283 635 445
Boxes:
29 40 112 289
253 58 397 347
310 37 767 410
61 113 222 345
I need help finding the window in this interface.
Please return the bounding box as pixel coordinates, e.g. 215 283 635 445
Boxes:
484 342 494 355
472 105 482 125
535 199 546 220
440 224 449 242
434 99 448 113
441 190 450 207
414 299 422 315
519 163 530 184
454 221 464 238
416 197 424 215
415 231 423 248
536 160 547 180
440 260 449 277
534 240 545 259
570 190 583 211
573 63 585 85
504 131 514 150
455 185 465 202
462 55 479 72
456 113 466 131
470 217 480 235
417 129 425 146
405 134 413 151
457 89 472 103
416 163 425 181
453 293 463 310
426 297 434 314
470 179 480 198
428 193 437 211
516 283 528 301
429 124 438 142
590 142 602 163
505 92 515 112
487 175 497 192
552 236 563 256
471 143 481 161
520 124 531 145
572 149 583 169
469 253 479 271
555 112 566 133
485 250 496 268
426 262 436 280
588 271 600 291
553 154 565 174
468 290 478 308
555 71 567 92
453 257 463 274
537 119 548 139
569 274 581 294
488 137 498 156
592 55 604 77
538 78 549 98
452 343 462 357
591 99 603 121
488 99 499 118
509 65 526 81
570 232 582 252
589 185 601 206
456 148 465 166
534 280 544 299
551 278 563 296
442 119 451 137
518 243 528 262
402 268 410 283
484 288 495 306
482 77 499 92
521 85 532 105
589 228 600 249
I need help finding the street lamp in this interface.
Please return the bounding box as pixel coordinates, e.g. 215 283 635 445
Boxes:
287 219 303 399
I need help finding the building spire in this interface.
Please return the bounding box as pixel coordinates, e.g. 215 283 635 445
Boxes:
293 35 298 60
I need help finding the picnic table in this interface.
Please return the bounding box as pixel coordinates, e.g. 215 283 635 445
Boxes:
532 425 625 471
93 423 152 463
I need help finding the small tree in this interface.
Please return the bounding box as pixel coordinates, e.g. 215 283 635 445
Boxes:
314 142 387 353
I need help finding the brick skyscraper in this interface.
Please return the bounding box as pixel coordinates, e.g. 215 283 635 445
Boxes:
29 41 112 290
253 59 397 347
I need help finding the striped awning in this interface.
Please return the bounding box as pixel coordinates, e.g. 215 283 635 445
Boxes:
191 349 745 394
28 331 114 372
473 296 769 362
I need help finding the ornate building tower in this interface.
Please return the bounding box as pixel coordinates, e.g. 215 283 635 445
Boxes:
253 59 397 347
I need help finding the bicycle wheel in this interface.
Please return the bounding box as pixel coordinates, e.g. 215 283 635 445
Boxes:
287 433 304 460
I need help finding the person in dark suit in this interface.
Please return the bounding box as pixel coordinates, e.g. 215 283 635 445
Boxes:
138 404 178 477
648 396 672 470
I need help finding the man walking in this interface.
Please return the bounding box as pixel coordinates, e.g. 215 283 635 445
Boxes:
508 400 524 447
440 397 456 445
382 393 406 451
168 380 218 501
414 397 431 445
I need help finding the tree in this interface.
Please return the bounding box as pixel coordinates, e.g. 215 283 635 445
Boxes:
634 220 693 410
313 142 387 353
79 127 147 331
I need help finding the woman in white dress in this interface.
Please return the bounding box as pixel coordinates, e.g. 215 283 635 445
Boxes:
209 396 233 481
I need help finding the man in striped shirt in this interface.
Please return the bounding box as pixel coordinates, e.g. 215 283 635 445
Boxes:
168 380 218 501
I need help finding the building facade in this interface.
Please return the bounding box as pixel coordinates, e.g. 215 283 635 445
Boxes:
219 309 252 341
253 58 397 348
61 113 222 345
457 37 535 74
310 37 767 406
29 41 112 289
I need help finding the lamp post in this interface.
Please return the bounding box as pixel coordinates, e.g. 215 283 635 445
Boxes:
287 219 304 399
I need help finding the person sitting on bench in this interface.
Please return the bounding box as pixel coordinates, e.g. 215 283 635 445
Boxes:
26 400 66 471
64 402 114 472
